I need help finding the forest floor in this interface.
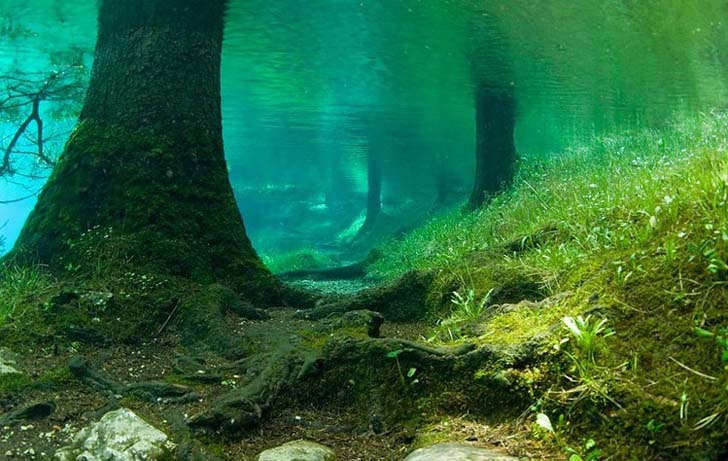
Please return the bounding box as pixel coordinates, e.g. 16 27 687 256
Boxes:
0 297 551 460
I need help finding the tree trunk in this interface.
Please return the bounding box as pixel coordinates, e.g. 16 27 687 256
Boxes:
434 169 455 208
468 88 517 209
10 0 281 305
363 150 381 229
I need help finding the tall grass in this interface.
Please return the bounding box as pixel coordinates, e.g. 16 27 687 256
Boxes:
371 111 728 294
0 264 54 324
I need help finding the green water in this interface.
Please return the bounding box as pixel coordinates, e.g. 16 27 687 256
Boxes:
1 3 728 460
1 0 727 262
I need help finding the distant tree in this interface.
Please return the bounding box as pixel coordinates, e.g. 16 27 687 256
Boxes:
363 149 382 230
8 0 290 305
465 10 519 210
0 68 84 203
467 86 517 209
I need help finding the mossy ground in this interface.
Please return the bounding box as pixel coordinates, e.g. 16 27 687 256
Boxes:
368 111 728 460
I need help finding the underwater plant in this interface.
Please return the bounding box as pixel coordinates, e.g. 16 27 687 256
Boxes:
562 315 615 365
429 288 491 342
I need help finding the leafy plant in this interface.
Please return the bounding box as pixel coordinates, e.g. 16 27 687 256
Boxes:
535 413 601 460
220 379 238 389
646 419 665 445
386 349 419 389
694 326 728 365
430 288 491 342
565 438 601 461
679 391 689 425
562 315 615 365
691 325 728 430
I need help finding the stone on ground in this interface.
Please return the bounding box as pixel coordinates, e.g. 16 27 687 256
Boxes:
0 348 22 375
404 443 518 461
54 408 175 461
258 440 335 461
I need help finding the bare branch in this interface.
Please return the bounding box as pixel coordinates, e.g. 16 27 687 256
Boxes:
0 68 83 179
0 191 40 204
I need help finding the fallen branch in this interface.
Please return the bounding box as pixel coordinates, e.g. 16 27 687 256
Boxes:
156 298 181 336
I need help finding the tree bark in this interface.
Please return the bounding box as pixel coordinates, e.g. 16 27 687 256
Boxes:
468 87 517 209
10 0 282 305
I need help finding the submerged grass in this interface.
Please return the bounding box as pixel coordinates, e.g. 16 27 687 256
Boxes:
373 110 728 346
371 111 728 459
0 262 55 325
372 110 728 286
261 247 339 274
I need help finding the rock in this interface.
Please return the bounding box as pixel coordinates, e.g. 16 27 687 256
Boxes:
54 408 175 461
403 443 518 461
0 362 21 375
258 440 335 461
0 348 22 375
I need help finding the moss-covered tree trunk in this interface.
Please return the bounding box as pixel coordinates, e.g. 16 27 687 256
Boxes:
11 0 282 305
468 87 517 209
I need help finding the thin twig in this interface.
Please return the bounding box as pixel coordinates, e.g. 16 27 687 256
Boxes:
669 356 717 381
156 299 182 336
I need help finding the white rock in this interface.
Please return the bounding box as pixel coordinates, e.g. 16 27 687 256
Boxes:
54 408 174 461
404 443 518 461
0 363 21 375
258 440 335 461
0 348 22 376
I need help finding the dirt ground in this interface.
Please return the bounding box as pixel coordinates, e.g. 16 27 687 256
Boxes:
0 302 547 461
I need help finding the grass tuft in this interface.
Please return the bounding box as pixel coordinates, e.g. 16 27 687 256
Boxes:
0 263 55 325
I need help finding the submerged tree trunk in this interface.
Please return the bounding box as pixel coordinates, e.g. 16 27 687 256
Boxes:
434 169 457 209
363 150 382 229
10 0 281 305
468 87 517 209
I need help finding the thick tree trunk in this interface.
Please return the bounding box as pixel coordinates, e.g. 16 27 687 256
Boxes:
363 150 381 229
468 88 517 209
11 0 281 305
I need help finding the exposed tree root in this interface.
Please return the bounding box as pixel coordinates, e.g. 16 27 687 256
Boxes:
0 402 55 426
278 249 384 282
186 310 543 433
68 356 198 404
188 348 314 431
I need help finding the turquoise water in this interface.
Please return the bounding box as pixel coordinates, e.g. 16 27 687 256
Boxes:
2 0 727 260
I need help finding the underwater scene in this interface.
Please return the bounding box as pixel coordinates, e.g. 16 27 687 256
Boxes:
1 0 727 459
